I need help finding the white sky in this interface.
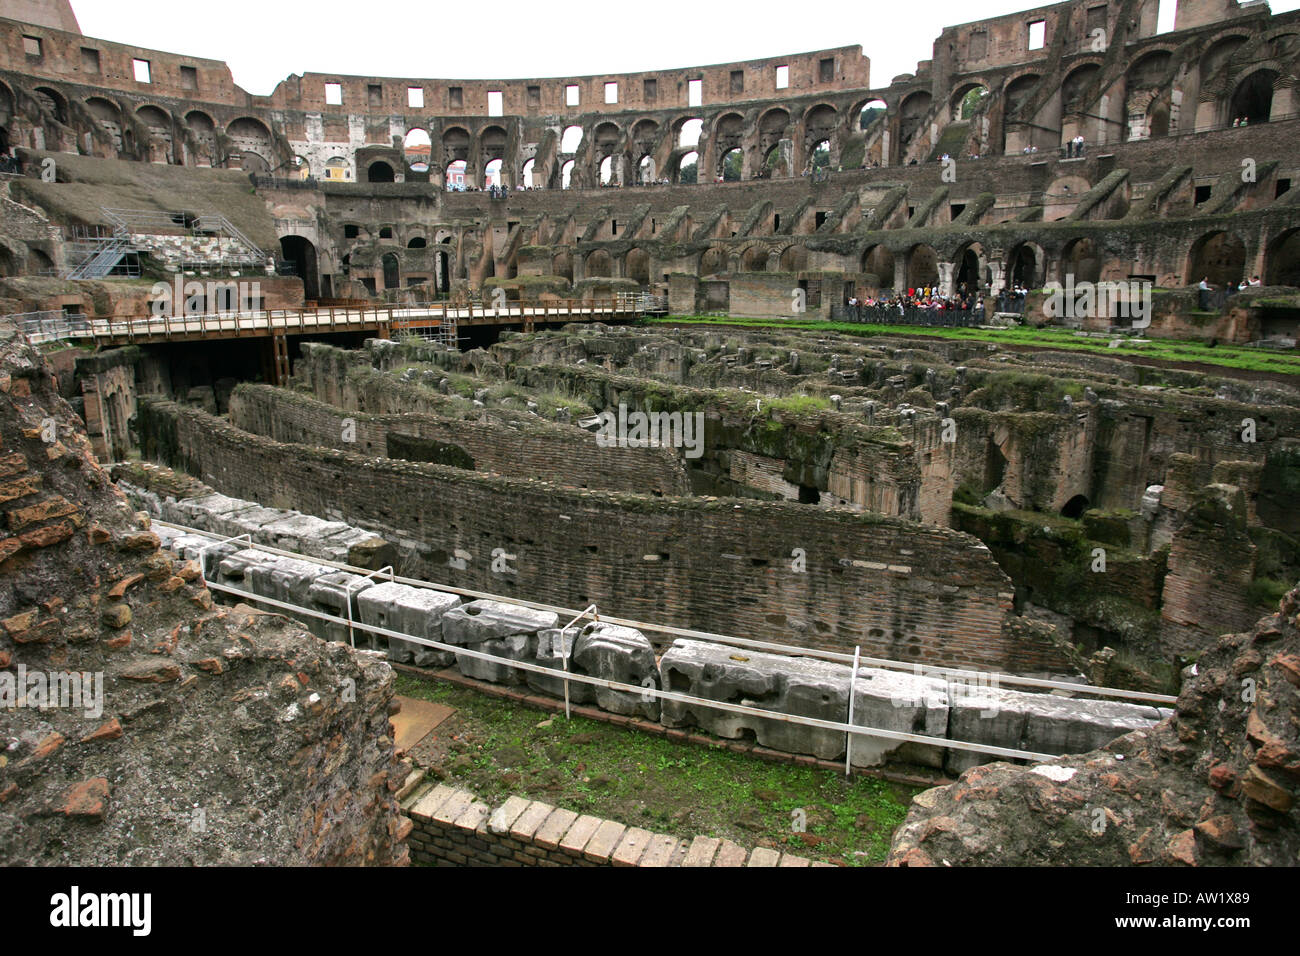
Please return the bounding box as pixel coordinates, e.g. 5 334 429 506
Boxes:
70 0 1300 98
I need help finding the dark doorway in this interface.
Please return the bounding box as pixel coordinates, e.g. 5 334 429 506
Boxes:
279 235 319 300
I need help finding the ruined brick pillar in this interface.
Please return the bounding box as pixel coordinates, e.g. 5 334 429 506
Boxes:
1160 482 1258 656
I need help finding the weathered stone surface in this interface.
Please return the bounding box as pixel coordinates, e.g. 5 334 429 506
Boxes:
660 639 850 760
455 633 533 685
888 588 1300 867
849 667 950 769
356 581 460 667
441 600 559 646
945 684 1169 775
571 622 660 719
0 322 408 866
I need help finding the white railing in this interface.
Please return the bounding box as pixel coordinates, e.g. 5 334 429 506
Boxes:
158 518 1176 773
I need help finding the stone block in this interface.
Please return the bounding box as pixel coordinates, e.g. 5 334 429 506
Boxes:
945 684 1166 775
455 633 533 685
526 627 594 702
659 639 850 760
441 600 559 645
849 666 949 769
306 571 376 646
357 581 460 667
572 622 660 719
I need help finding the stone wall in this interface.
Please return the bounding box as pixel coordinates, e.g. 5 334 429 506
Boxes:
136 397 1077 673
404 784 828 867
0 317 409 866
227 382 692 497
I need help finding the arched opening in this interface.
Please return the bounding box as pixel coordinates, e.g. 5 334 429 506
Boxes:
1200 35 1248 84
955 245 982 293
779 245 807 273
408 236 427 249
27 248 53 275
442 125 470 166
637 154 655 184
136 105 173 163
626 248 650 284
1265 229 1300 287
379 226 394 240
862 245 895 288
700 247 727 276
1061 64 1101 113
280 235 319 300
34 86 67 125
561 125 584 154
762 143 787 179
810 139 831 171
184 110 216 166
677 118 702 149
898 91 933 149
226 117 273 170
485 158 503 187
1186 231 1247 287
404 128 431 172
1061 237 1102 285
553 251 573 281
858 98 887 130
1006 242 1042 288
741 246 767 272
906 244 939 289
0 245 16 277
367 161 395 183
676 151 698 184
720 147 742 182
585 250 611 278
599 155 614 185
445 159 467 190
86 96 123 150
1061 494 1090 519
561 159 575 189
324 157 349 182
521 158 536 187
1229 70 1277 126
951 84 988 120
382 252 400 291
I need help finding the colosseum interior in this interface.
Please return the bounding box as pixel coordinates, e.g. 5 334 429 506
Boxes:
0 0 1298 878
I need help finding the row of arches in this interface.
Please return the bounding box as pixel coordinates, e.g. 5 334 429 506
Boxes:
549 227 1300 294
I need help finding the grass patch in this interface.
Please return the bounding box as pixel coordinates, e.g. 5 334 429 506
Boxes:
396 672 919 865
645 316 1300 377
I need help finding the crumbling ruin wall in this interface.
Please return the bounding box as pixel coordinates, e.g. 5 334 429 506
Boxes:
135 398 1076 673
887 585 1300 867
0 319 409 865
227 383 691 496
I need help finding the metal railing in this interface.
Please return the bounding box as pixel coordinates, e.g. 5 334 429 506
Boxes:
831 303 987 327
14 298 643 345
157 518 1175 774
9 309 90 344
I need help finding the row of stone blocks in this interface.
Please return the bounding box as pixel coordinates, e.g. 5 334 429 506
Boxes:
120 479 396 569
151 513 1171 777
404 784 828 867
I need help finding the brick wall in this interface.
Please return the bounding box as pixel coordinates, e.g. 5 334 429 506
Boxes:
137 398 1076 672
404 784 826 867
227 383 691 497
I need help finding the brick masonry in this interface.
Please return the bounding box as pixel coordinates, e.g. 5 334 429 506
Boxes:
403 784 833 868
138 397 1077 673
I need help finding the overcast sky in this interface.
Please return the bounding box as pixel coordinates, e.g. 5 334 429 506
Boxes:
70 0 1300 97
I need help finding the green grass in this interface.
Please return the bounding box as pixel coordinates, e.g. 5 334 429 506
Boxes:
396 671 919 865
644 315 1300 377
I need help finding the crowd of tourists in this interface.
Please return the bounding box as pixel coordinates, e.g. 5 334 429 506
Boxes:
844 285 984 320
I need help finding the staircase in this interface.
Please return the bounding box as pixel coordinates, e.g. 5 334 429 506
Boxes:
62 207 266 279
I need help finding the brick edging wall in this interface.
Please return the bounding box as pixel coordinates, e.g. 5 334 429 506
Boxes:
403 784 833 868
